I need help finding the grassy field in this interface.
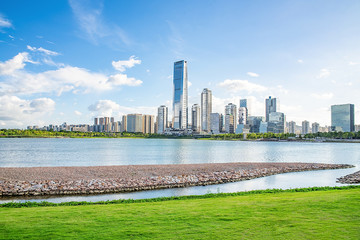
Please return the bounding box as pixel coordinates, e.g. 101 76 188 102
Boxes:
1 187 360 239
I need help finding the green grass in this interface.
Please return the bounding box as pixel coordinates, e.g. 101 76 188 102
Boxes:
1 187 360 239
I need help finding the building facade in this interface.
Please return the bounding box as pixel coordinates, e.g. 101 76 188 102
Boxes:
210 113 220 134
173 60 188 129
265 96 278 122
157 105 168 134
225 103 237 133
288 121 296 134
127 114 143 133
191 104 201 133
302 120 310 135
268 112 285 133
201 88 212 132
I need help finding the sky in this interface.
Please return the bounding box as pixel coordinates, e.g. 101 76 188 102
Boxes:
1 0 360 129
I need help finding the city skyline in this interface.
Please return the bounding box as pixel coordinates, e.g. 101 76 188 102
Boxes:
1 1 360 128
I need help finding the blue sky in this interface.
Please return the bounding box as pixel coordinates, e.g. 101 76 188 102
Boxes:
1 0 360 128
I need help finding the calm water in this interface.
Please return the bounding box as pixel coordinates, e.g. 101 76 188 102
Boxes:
0 138 359 203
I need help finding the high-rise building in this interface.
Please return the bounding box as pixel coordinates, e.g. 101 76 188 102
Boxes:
191 104 201 133
288 121 296 134
201 88 212 132
238 107 247 125
240 99 250 121
157 105 168 134
225 103 237 133
302 120 310 134
265 96 278 122
312 122 319 133
210 113 220 134
219 114 224 133
173 60 188 129
331 104 355 132
143 115 155 134
248 116 264 133
127 114 143 133
268 112 285 133
121 115 127 132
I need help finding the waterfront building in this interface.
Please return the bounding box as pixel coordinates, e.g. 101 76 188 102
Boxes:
265 96 278 122
201 88 212 132
240 99 250 121
331 104 355 132
225 103 237 133
288 121 296 134
238 107 247 125
259 122 268 133
268 112 285 133
143 115 155 134
121 115 127 132
173 60 188 129
219 114 224 132
302 120 310 135
355 124 360 132
157 105 168 134
248 116 264 133
312 122 319 134
210 113 220 134
127 114 143 133
114 121 121 132
191 104 201 133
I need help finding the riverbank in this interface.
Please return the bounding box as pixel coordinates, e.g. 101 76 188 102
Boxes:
1 186 359 239
0 162 353 197
337 170 360 184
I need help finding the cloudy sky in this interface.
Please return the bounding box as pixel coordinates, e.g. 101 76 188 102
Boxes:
1 0 360 128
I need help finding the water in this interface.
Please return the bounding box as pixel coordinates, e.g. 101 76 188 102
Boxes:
0 138 359 203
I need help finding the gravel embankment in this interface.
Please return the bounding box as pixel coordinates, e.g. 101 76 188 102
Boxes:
0 162 354 197
337 171 360 184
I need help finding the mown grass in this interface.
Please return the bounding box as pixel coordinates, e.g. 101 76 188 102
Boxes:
1 186 360 239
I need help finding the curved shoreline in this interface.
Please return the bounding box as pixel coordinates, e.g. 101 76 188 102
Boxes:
0 163 354 197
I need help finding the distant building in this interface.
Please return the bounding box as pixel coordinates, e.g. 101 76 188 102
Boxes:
121 115 127 132
259 122 268 133
127 114 143 133
265 96 278 122
268 112 285 133
238 107 247 125
302 120 310 134
143 115 155 134
225 103 237 133
240 98 250 121
173 60 188 129
312 122 320 133
248 116 264 133
355 124 360 132
331 104 355 132
210 113 220 134
288 121 296 134
201 88 212 132
157 105 168 134
191 104 201 133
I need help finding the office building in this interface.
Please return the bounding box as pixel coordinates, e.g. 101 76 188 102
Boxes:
121 115 127 132
173 60 188 129
288 121 296 134
302 120 310 135
268 112 285 133
127 114 143 133
248 116 264 133
238 107 247 125
265 96 278 122
201 88 212 132
225 103 237 133
191 104 201 133
312 122 319 133
210 113 220 134
240 98 250 120
157 105 168 134
143 115 155 134
331 104 355 132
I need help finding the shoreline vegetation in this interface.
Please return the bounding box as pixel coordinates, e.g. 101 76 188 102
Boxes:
1 186 359 239
1 129 360 142
0 163 354 198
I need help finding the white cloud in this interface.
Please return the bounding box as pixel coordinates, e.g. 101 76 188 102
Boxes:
311 92 334 100
297 59 303 63
0 95 55 127
316 68 330 79
88 99 156 117
218 79 267 93
349 61 360 66
0 15 12 28
69 0 130 47
27 45 60 56
0 53 142 95
247 72 259 77
74 110 82 116
112 56 141 72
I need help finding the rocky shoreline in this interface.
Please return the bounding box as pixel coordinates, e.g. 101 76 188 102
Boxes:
0 163 354 197
337 171 360 184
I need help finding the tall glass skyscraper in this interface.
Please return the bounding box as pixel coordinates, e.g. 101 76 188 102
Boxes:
173 60 188 129
331 104 354 132
201 88 212 132
265 96 278 122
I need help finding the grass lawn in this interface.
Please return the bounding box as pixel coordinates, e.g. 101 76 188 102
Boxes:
1 188 360 239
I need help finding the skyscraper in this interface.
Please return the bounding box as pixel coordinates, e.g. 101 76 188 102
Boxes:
225 103 237 133
201 88 212 132
142 115 155 134
268 112 285 133
240 99 250 121
157 105 168 134
173 60 188 129
331 104 355 132
210 113 221 134
238 107 247 125
312 122 319 133
265 96 278 122
302 120 310 134
289 121 296 134
127 114 143 133
191 104 201 132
